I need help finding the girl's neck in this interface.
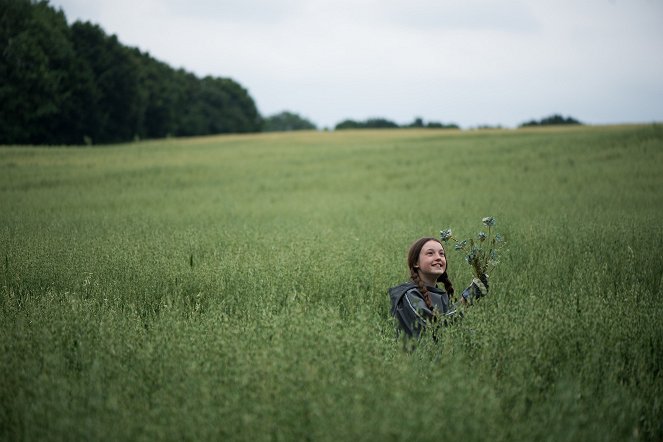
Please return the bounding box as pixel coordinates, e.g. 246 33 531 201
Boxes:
417 272 437 288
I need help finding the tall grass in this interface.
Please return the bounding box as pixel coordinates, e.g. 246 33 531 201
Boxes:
1 125 662 441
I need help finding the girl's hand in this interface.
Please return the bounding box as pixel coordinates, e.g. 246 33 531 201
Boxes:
461 275 488 305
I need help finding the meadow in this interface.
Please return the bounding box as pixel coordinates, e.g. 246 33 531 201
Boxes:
1 125 662 441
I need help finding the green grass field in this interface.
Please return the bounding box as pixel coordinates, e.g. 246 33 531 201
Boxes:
2 125 662 441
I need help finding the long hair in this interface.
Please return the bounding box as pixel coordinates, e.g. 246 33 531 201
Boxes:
407 237 455 310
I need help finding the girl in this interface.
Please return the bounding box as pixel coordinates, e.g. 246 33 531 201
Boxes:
388 237 487 338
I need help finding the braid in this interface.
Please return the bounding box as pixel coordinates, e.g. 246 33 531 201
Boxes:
438 272 455 298
411 269 434 311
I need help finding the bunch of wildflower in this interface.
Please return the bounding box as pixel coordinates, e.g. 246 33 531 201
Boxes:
440 216 505 279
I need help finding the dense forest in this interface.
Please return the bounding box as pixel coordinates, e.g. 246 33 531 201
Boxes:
0 0 262 145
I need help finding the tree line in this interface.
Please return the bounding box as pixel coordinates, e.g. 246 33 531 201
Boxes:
519 114 582 128
333 115 582 131
335 117 459 130
1 0 262 145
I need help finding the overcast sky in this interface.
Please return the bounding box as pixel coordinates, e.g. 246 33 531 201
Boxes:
49 0 663 129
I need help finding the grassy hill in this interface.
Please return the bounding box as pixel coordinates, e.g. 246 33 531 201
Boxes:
2 125 662 440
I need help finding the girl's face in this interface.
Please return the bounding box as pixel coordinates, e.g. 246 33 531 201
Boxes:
416 240 447 280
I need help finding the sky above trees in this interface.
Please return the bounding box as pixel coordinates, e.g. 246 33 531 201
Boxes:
49 0 663 129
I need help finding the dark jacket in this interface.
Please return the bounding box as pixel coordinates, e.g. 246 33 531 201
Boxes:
388 282 457 338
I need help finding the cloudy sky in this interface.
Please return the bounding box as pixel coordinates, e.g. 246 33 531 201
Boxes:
49 0 663 129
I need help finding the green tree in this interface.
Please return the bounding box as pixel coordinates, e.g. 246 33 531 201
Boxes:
405 117 459 129
70 22 144 143
334 117 398 130
520 114 582 127
0 0 76 144
207 77 262 134
334 119 361 130
425 121 459 129
134 53 177 139
408 117 424 128
263 111 316 132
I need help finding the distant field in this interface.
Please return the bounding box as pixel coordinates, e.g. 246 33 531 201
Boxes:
2 125 662 441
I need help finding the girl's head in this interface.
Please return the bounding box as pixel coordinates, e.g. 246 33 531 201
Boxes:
407 237 455 308
408 237 447 283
